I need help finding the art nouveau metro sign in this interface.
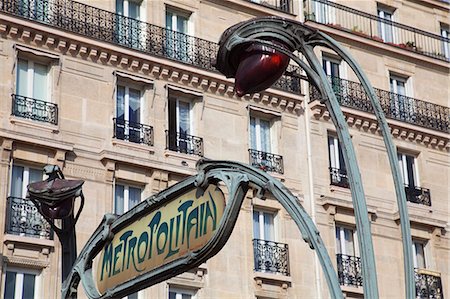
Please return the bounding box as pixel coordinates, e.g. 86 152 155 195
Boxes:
96 185 225 294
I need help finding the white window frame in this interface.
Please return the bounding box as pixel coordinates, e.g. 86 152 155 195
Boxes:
9 164 43 198
441 24 449 59
397 152 420 187
322 55 343 78
252 208 277 242
3 267 42 299
328 135 345 171
249 115 273 153
169 95 194 151
313 0 335 24
377 6 395 43
165 8 192 35
114 183 142 214
16 58 50 102
335 225 359 257
168 287 197 299
116 84 143 124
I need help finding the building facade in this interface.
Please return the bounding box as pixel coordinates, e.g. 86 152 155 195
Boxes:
0 0 448 298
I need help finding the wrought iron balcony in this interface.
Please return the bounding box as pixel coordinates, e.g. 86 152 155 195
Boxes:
415 269 444 299
253 239 290 276
305 0 450 62
336 253 363 287
244 0 293 14
11 94 58 125
329 167 349 188
5 196 52 239
113 118 154 146
405 185 431 206
310 76 450 133
0 0 301 94
249 149 284 174
166 130 204 157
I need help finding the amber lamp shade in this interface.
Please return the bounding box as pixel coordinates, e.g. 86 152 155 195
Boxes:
40 197 75 219
234 43 289 96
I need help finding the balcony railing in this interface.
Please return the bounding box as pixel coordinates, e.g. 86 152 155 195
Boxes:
305 0 450 62
310 76 450 133
0 0 301 94
11 94 58 125
249 149 284 174
245 0 293 14
336 253 363 287
253 239 290 276
166 130 204 157
113 118 154 146
415 269 444 299
5 196 52 239
329 167 349 188
405 185 431 206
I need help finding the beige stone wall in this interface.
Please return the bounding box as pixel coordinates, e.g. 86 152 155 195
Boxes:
0 0 448 298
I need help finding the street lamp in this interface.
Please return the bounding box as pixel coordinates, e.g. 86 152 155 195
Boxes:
27 165 85 287
216 17 415 299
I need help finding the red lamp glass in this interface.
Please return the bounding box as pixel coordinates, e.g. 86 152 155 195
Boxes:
234 42 290 96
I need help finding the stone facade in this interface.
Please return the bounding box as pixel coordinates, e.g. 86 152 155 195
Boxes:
0 0 448 298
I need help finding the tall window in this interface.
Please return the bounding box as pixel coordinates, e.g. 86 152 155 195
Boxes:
115 84 142 143
397 152 418 189
168 93 194 154
336 225 362 287
16 58 48 102
377 6 394 42
11 164 42 199
169 287 196 299
3 268 40 299
116 0 142 48
328 135 348 188
250 116 271 154
441 24 449 59
253 209 275 241
166 8 191 62
412 240 426 269
389 74 414 121
114 184 141 215
336 226 356 256
322 56 342 100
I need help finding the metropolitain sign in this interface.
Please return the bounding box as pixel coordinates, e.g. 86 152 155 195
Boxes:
96 184 225 294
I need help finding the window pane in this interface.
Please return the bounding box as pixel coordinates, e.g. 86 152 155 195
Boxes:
177 15 188 34
4 271 16 299
263 212 274 241
127 292 138 299
115 184 125 214
129 1 139 19
344 228 355 256
116 0 123 14
11 165 24 198
252 211 260 239
396 80 406 96
335 227 342 254
405 155 416 188
414 242 426 269
116 86 125 120
28 168 43 184
128 88 140 124
178 101 190 135
259 119 270 153
22 273 36 299
166 11 173 30
250 117 256 150
17 58 29 97
33 62 48 101
128 186 141 210
181 294 192 299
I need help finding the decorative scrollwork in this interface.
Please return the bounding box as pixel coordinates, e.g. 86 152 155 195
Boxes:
113 118 154 146
253 238 290 276
336 253 363 287
415 269 444 299
165 130 204 157
248 149 284 174
11 94 58 125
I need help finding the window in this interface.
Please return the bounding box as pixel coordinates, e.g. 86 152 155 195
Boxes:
389 74 414 121
397 152 418 189
377 6 394 42
169 287 196 299
166 8 191 62
328 135 348 188
114 184 141 215
312 0 335 24
16 58 49 102
115 84 142 144
412 240 426 269
3 267 40 299
116 0 142 48
10 164 43 199
336 225 362 287
250 116 271 154
441 24 449 59
253 209 275 241
322 55 343 101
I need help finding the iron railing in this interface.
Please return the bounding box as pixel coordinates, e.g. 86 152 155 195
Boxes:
249 149 284 174
305 0 450 62
5 196 52 239
165 130 204 157
405 185 431 206
336 253 363 287
0 0 301 94
11 94 58 125
329 167 349 188
244 0 293 14
415 269 444 299
253 239 290 276
310 76 450 133
113 118 154 146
